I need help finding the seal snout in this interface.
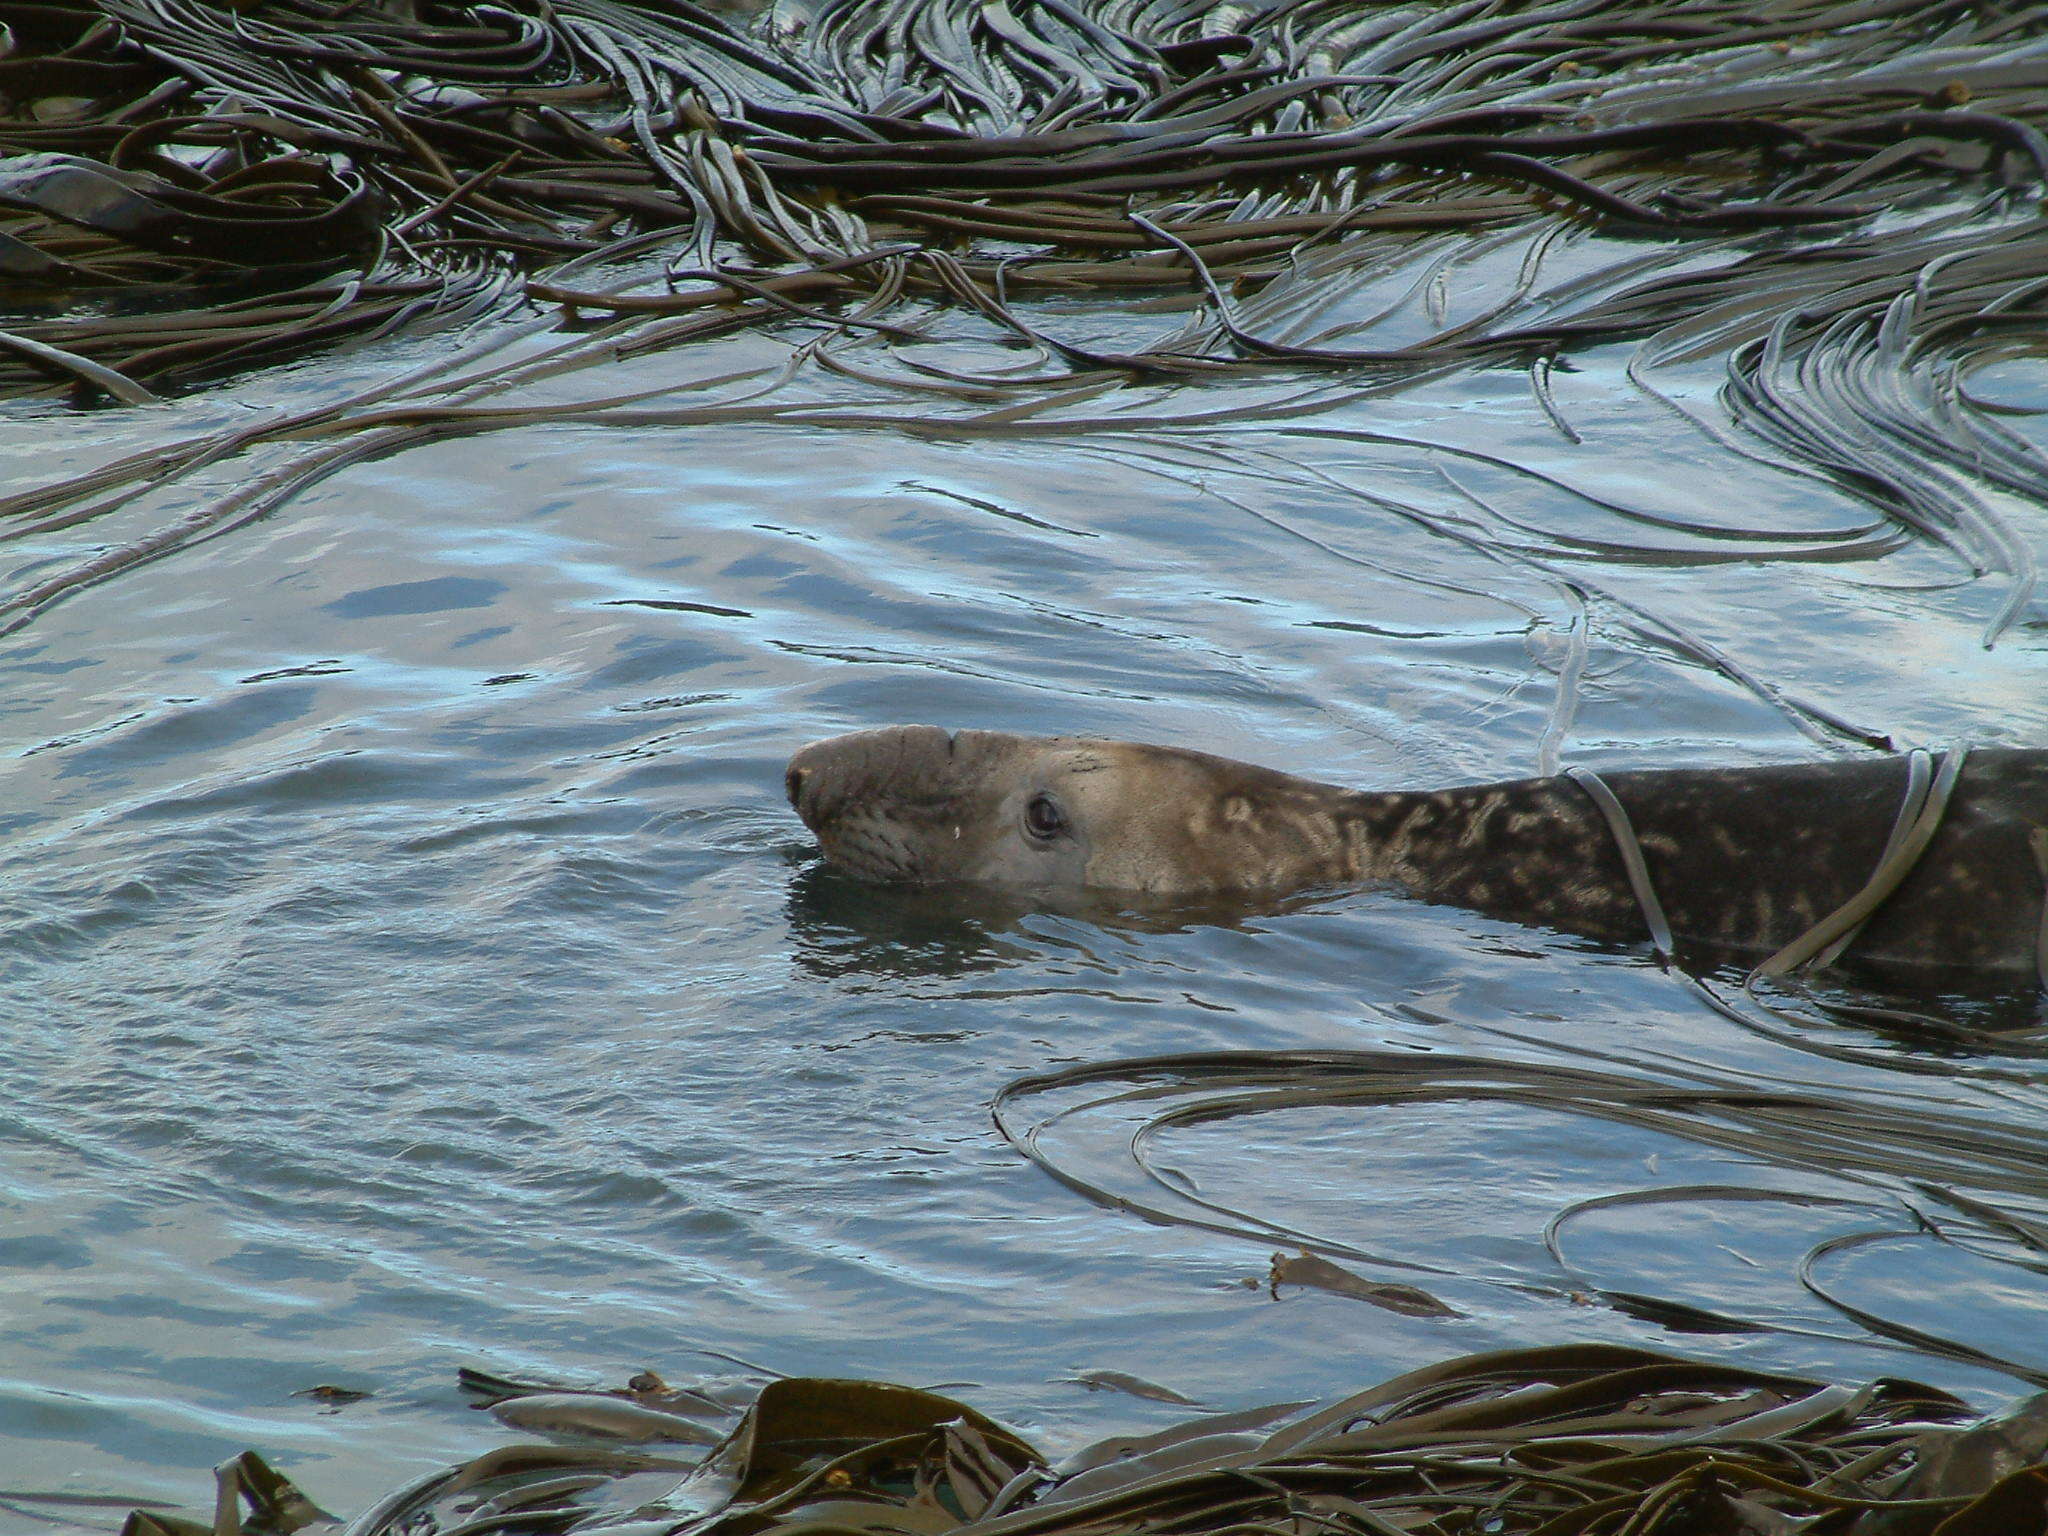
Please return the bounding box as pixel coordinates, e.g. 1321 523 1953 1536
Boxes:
786 723 960 831
784 724 985 884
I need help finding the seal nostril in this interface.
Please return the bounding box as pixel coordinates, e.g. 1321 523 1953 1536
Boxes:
785 765 808 808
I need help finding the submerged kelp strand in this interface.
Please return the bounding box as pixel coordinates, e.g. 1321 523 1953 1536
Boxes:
994 1048 2048 1389
120 1347 2048 1535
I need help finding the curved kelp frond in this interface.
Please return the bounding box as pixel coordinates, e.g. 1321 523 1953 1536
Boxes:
121 1349 2048 1535
995 1047 2048 1389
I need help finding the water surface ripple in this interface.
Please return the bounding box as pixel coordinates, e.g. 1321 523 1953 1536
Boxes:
4 207 2048 1526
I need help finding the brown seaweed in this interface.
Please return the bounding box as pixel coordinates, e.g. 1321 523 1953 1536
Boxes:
0 2 2043 641
119 1347 2048 1535
0 0 2042 400
0 0 2042 647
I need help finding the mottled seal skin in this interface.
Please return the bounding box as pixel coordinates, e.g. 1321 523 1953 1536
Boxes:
785 726 2048 976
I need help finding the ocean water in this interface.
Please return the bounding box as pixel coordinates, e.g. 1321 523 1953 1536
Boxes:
3 225 2046 1519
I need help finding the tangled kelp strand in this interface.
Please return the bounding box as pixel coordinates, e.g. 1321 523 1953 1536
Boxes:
4 0 2046 398
1718 244 2048 645
1051 430 1894 757
1 0 2044 648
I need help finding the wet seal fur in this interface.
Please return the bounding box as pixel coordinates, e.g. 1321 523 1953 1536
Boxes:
786 726 2048 979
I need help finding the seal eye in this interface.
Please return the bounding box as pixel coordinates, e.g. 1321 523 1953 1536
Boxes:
1023 793 1067 842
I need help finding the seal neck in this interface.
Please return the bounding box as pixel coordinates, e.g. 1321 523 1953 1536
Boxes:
1330 777 1646 938
1332 785 1513 885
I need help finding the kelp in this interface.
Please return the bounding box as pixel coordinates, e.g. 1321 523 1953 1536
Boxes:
4 1 2047 641
2 0 2046 399
992 1048 2048 1389
120 1346 2048 1535
0 0 2039 640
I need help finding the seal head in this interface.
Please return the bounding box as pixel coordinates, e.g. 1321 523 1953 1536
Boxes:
785 726 1364 895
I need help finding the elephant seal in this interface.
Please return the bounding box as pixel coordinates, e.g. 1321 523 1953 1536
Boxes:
785 726 2048 979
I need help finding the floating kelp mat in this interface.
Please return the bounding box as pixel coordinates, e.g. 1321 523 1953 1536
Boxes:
6 0 2048 642
117 1344 2048 1536
10 0 2048 401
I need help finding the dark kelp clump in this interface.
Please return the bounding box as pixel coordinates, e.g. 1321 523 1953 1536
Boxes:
118 1346 2048 1535
6 1 2048 640
3 0 2047 399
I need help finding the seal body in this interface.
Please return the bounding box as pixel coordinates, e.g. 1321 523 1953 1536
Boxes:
785 726 2048 976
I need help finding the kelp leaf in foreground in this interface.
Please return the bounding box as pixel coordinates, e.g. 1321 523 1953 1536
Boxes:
124 1347 2048 1536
